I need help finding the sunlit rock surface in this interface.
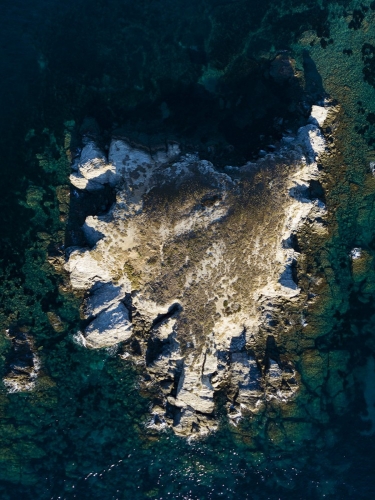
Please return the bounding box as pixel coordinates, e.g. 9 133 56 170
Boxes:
64 105 332 437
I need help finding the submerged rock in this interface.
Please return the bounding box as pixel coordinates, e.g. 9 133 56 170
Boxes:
3 326 40 393
270 52 296 83
64 105 333 437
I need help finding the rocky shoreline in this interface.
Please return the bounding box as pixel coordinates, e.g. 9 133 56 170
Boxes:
57 103 335 437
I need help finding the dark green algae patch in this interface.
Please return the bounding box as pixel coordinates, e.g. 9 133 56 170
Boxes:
1 0 375 498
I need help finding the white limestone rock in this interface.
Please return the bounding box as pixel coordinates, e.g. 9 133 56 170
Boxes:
78 141 117 185
83 282 127 319
350 247 362 260
174 352 217 414
65 248 112 290
308 105 329 127
85 302 132 349
70 172 105 192
268 359 283 379
82 215 108 246
296 124 326 163
230 353 262 398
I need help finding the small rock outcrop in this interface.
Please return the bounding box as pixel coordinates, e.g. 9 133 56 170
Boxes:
63 104 332 437
3 326 40 393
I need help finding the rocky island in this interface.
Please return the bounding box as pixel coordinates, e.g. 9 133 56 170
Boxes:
3 0 375 495
63 104 332 437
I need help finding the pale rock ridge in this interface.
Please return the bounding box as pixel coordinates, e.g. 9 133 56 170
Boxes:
64 105 332 436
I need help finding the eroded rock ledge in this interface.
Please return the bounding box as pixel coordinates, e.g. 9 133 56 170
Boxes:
64 104 332 437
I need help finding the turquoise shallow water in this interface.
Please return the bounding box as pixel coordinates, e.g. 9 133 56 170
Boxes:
1 1 375 498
